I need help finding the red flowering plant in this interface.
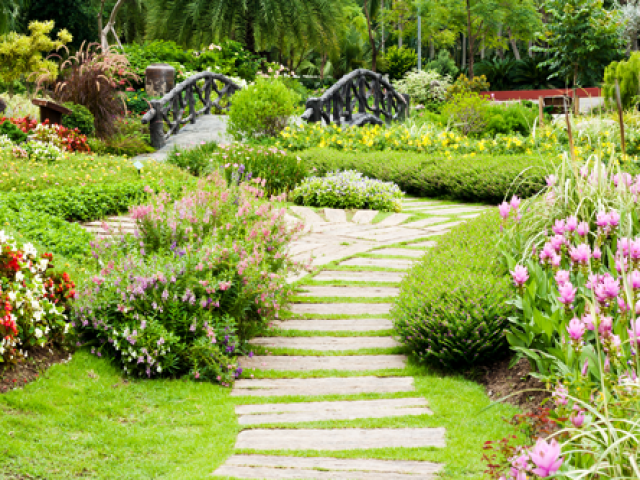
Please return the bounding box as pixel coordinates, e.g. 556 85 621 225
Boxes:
0 116 38 133
31 122 90 153
72 173 310 385
0 231 74 364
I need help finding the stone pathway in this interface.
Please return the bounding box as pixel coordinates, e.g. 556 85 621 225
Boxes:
212 198 487 479
79 198 489 478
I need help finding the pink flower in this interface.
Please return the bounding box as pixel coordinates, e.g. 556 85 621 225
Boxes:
570 243 591 264
555 270 570 286
601 276 620 299
596 211 609 229
550 235 565 252
529 438 563 477
511 265 529 287
628 318 640 346
582 359 589 375
567 317 585 341
571 410 585 428
592 247 602 260
552 219 566 235
598 316 613 336
576 221 589 236
558 282 577 305
608 211 620 228
499 202 511 219
582 313 595 331
631 239 640 260
510 195 521 210
565 216 578 232
551 254 562 268
546 174 557 187
126 87 135 92
618 296 631 313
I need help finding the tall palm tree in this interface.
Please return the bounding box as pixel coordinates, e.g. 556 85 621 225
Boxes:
146 0 342 55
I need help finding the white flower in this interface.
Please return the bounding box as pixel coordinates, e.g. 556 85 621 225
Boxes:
15 271 24 282
157 366 162 373
34 328 43 339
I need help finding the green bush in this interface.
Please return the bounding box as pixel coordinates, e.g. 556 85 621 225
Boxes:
0 120 27 143
484 102 540 137
393 212 513 369
227 78 299 141
442 92 490 136
425 50 459 79
393 69 451 106
291 170 403 211
298 148 549 204
603 52 640 110
380 46 418 81
61 102 95 136
446 74 490 98
166 141 220 177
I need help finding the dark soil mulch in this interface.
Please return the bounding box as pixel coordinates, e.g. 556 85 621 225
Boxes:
0 345 70 394
475 355 551 411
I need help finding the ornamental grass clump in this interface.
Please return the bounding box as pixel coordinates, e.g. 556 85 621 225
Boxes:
72 173 307 385
291 170 403 212
393 212 513 369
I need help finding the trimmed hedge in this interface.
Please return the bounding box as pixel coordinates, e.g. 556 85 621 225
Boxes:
299 149 550 204
393 212 513 369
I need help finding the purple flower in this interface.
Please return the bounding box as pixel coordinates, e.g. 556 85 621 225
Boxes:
529 438 563 477
511 265 529 287
567 317 585 341
558 282 576 305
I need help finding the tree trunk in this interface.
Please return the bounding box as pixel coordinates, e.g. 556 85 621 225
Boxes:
430 39 434 59
508 28 521 60
101 0 127 50
321 53 326 80
363 0 378 71
496 26 504 60
466 0 474 78
98 0 105 38
481 36 485 60
528 40 533 58
245 10 256 54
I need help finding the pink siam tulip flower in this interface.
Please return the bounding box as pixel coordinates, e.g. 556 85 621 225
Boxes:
540 242 556 262
582 313 595 331
598 316 613 337
553 383 569 406
608 211 620 228
565 216 578 232
551 235 565 252
511 265 529 287
582 359 589 375
510 195 521 210
529 438 564 477
628 318 640 347
570 243 591 264
592 247 602 260
618 238 631 257
567 317 586 341
618 296 631 313
551 254 562 268
546 174 557 187
616 257 629 274
576 222 589 236
558 282 577 305
571 410 586 428
552 219 566 235
555 270 571 286
499 202 511 220
631 239 640 260
596 212 609 229
630 271 640 289
601 276 620 299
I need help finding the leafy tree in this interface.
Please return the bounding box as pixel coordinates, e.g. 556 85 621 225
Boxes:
534 0 624 86
0 20 72 96
146 0 342 56
23 0 97 48
0 0 25 34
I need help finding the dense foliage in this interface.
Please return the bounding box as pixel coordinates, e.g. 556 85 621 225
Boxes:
291 170 403 212
393 212 513 369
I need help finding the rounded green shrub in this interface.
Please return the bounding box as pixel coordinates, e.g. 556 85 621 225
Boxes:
393 212 513 369
0 120 27 143
227 78 299 141
603 52 640 110
380 46 418 81
62 102 95 136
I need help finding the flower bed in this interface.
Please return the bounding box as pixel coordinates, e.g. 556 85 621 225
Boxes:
291 170 403 212
72 174 306 385
0 231 74 364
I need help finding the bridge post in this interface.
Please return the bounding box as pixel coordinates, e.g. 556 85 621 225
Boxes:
148 100 166 150
399 94 410 121
304 98 322 123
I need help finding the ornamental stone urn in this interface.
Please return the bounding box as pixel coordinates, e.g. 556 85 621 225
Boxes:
145 64 175 97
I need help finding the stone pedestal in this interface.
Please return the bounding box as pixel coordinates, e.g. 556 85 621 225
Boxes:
145 64 175 97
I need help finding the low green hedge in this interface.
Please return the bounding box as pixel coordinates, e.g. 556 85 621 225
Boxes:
299 148 550 204
393 212 513 369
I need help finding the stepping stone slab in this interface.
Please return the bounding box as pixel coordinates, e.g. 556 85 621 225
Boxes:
290 206 326 224
288 242 325 256
314 270 405 282
352 210 378 224
297 286 399 297
348 228 429 243
213 455 443 479
460 213 482 219
376 213 412 227
424 221 462 233
235 427 446 450
402 217 449 229
418 207 487 216
371 248 425 258
235 398 432 425
323 208 347 223
340 258 414 269
290 303 392 315
238 355 407 371
275 318 393 332
231 376 415 397
248 336 400 351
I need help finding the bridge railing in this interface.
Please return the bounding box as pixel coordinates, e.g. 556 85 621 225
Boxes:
301 69 409 127
141 72 242 149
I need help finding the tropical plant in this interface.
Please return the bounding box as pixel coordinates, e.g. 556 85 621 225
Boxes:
0 20 72 96
425 50 459 79
511 56 558 90
603 52 640 110
393 69 451 105
52 43 139 138
474 58 517 91
442 91 490 136
24 0 98 49
380 45 418 80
